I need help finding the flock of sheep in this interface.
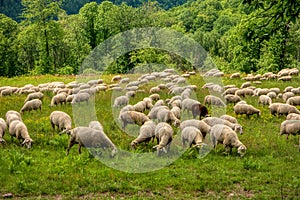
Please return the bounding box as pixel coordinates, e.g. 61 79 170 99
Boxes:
1 66 300 157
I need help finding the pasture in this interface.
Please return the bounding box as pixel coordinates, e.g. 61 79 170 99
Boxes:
0 73 300 199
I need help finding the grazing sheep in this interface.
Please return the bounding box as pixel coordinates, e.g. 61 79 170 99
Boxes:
204 95 226 107
286 113 300 120
6 110 22 126
133 101 147 112
287 96 300 106
119 111 150 130
202 117 243 134
157 108 180 127
223 87 239 96
210 124 247 156
224 94 241 104
111 75 122 82
51 93 67 106
50 111 72 133
119 105 135 114
66 95 74 103
258 95 272 105
180 119 211 139
153 99 165 107
181 126 204 148
89 121 104 132
113 95 129 107
143 97 154 110
278 75 292 81
66 127 117 157
9 120 33 148
277 104 300 116
24 92 44 103
230 72 240 79
280 120 300 143
0 118 7 143
234 103 261 117
131 120 156 149
220 115 238 124
171 106 181 120
150 87 160 94
241 82 251 88
267 92 277 99
269 103 285 116
126 91 135 98
148 106 169 120
235 88 254 97
182 98 201 114
283 92 295 102
191 104 209 119
20 99 42 113
149 94 160 101
153 122 173 156
72 92 90 104
169 99 182 108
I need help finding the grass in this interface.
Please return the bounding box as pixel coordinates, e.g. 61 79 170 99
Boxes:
0 74 300 199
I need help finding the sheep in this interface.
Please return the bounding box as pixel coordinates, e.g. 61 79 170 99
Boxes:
156 108 180 127
0 118 7 143
5 110 22 126
89 121 104 132
66 95 74 103
204 95 226 107
143 97 154 110
180 119 211 139
202 117 243 134
235 88 254 97
234 103 261 117
20 99 42 113
113 95 129 107
111 75 122 82
147 106 169 120
133 101 147 112
241 82 251 88
181 126 204 148
51 93 67 106
71 92 90 104
126 91 135 98
131 121 156 149
287 96 300 106
191 104 209 119
50 111 72 134
66 127 117 157
182 98 201 114
258 95 272 105
149 94 160 101
267 91 277 99
282 92 295 102
150 87 160 94
224 94 241 104
278 75 292 81
153 99 165 107
9 120 33 148
280 120 300 142
223 87 239 96
220 115 238 124
119 111 150 130
269 103 284 115
277 104 300 116
119 105 135 114
230 72 240 79
153 122 173 156
286 113 300 120
210 124 247 156
169 99 182 108
24 92 44 103
170 106 181 120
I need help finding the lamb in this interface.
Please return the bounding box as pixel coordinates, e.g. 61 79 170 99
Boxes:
202 117 243 134
258 95 272 105
20 99 42 113
89 121 104 132
24 92 44 103
66 127 117 157
210 124 247 156
9 120 33 148
0 118 7 143
119 111 150 130
234 103 261 117
180 119 211 139
181 126 204 148
51 93 67 106
220 115 238 124
156 108 180 127
224 94 241 104
71 92 90 104
287 96 300 106
50 111 72 134
131 120 156 149
280 120 300 143
191 104 209 119
113 95 129 107
153 122 173 156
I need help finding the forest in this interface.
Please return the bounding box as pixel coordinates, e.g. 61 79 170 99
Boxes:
0 0 299 77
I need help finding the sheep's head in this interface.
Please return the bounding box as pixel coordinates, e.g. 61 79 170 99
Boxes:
234 124 243 135
0 138 6 144
237 145 247 157
130 141 137 149
22 138 33 149
173 119 181 127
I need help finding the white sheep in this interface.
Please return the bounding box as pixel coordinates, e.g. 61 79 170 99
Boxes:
286 113 300 120
131 120 156 149
258 95 272 105
147 106 169 120
119 111 150 130
202 117 243 134
156 108 180 127
133 101 147 112
66 127 117 157
180 119 211 139
269 103 284 116
170 106 181 120
24 92 44 103
153 122 173 156
113 95 129 107
277 104 300 116
287 96 300 106
51 93 67 106
89 121 104 132
234 103 261 117
282 92 295 102
280 120 300 142
50 111 72 134
153 99 165 107
230 72 240 79
9 120 33 148
210 124 247 156
182 98 201 113
6 110 22 126
150 86 160 94
181 126 204 148
219 115 238 124
111 75 122 82
149 93 160 101
224 94 241 104
20 99 42 113
0 118 7 143
143 97 154 110
71 92 90 104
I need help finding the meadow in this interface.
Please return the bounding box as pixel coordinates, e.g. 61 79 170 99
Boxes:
0 73 300 199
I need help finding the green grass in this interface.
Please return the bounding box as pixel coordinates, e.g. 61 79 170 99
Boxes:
0 74 300 199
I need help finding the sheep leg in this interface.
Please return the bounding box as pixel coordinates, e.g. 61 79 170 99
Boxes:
78 144 82 154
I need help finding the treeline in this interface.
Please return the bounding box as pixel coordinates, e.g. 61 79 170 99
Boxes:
0 0 299 77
